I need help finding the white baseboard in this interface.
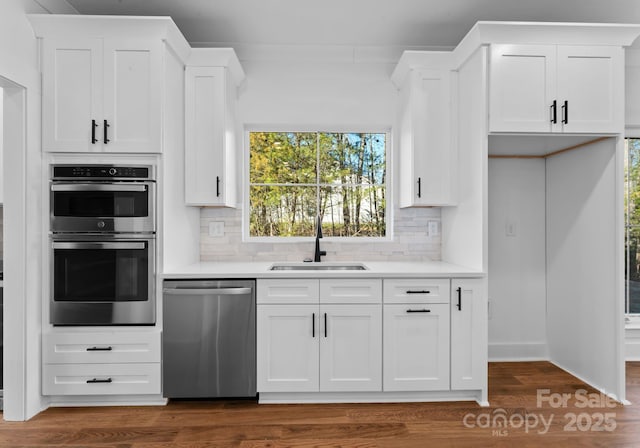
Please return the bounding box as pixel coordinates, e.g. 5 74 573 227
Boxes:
489 342 548 361
626 328 640 360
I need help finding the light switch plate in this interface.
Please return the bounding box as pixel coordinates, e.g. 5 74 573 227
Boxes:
209 221 224 237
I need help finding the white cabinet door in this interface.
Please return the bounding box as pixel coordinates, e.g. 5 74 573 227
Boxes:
257 305 319 392
398 68 456 207
185 66 237 206
489 44 556 133
42 37 162 153
556 45 623 134
42 38 102 152
450 279 487 390
383 304 450 391
102 39 162 153
319 304 382 392
490 44 624 134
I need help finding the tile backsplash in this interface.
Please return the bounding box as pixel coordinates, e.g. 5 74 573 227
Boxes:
200 206 441 262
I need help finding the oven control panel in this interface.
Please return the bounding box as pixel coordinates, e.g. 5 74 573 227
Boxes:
52 165 153 181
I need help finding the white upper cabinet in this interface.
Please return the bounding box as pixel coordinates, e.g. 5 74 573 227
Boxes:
392 52 457 207
490 44 624 134
184 49 245 206
31 15 191 153
42 38 162 152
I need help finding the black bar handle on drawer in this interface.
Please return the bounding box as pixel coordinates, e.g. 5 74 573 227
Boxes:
91 119 98 144
417 177 421 198
324 313 328 338
456 287 462 311
406 290 430 294
87 378 112 384
86 346 113 351
562 100 568 124
550 100 557 124
216 176 221 197
312 313 315 338
406 309 431 313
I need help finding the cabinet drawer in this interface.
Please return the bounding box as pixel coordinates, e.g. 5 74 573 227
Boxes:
43 331 161 364
383 279 450 304
320 279 382 304
257 279 319 304
43 363 161 396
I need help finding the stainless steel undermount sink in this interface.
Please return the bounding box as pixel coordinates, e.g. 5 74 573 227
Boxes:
269 262 368 271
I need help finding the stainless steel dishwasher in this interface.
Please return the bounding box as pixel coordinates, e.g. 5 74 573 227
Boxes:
162 279 256 398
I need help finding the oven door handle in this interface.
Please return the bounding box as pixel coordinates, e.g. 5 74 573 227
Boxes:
163 287 252 296
52 242 146 250
51 184 148 192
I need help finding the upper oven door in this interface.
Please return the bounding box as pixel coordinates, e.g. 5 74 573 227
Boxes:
50 182 155 233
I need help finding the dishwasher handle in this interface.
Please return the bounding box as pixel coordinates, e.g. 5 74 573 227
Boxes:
163 287 252 296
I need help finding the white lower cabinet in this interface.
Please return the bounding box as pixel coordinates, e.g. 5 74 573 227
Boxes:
383 303 450 391
256 279 382 393
256 277 486 402
256 305 319 392
42 330 161 396
43 363 161 396
320 304 382 392
450 279 487 390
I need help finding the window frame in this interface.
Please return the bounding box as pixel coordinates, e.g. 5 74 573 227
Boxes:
625 135 640 322
243 126 392 242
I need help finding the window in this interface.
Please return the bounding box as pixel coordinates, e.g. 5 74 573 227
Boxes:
626 138 640 314
248 131 387 238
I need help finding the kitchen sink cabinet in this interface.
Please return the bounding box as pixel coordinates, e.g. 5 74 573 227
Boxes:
256 304 320 393
450 278 487 390
41 37 162 153
489 44 623 134
256 279 382 393
392 61 457 207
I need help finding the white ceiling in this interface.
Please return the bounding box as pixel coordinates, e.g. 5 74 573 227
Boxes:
56 0 640 48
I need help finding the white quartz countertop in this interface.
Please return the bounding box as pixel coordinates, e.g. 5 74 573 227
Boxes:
162 261 484 279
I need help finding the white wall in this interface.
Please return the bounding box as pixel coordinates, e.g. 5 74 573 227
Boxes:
488 157 547 360
199 46 444 262
546 138 624 401
0 0 50 421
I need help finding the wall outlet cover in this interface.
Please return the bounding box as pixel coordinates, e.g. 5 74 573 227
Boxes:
209 221 224 237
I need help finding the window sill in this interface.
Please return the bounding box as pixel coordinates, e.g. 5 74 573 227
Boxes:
626 316 640 330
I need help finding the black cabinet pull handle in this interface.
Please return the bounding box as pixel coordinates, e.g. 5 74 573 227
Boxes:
417 177 421 198
312 313 315 338
324 313 327 338
406 290 430 294
91 119 98 144
86 378 112 384
456 287 462 311
562 100 568 124
216 176 220 197
103 120 110 144
407 309 431 313
550 100 557 124
86 346 113 351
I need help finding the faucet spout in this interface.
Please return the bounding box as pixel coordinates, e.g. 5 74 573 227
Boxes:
314 216 326 262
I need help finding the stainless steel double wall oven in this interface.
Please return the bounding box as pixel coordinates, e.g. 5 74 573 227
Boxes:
50 165 156 325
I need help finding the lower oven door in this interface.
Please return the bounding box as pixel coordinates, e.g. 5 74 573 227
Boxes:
50 236 156 325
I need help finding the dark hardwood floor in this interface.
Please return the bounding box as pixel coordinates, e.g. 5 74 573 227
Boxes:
2 362 640 447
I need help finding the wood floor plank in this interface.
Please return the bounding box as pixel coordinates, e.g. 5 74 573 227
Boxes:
3 362 640 447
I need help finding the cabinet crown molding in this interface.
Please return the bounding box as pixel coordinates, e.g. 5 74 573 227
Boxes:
454 21 640 68
186 48 245 87
28 14 191 63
